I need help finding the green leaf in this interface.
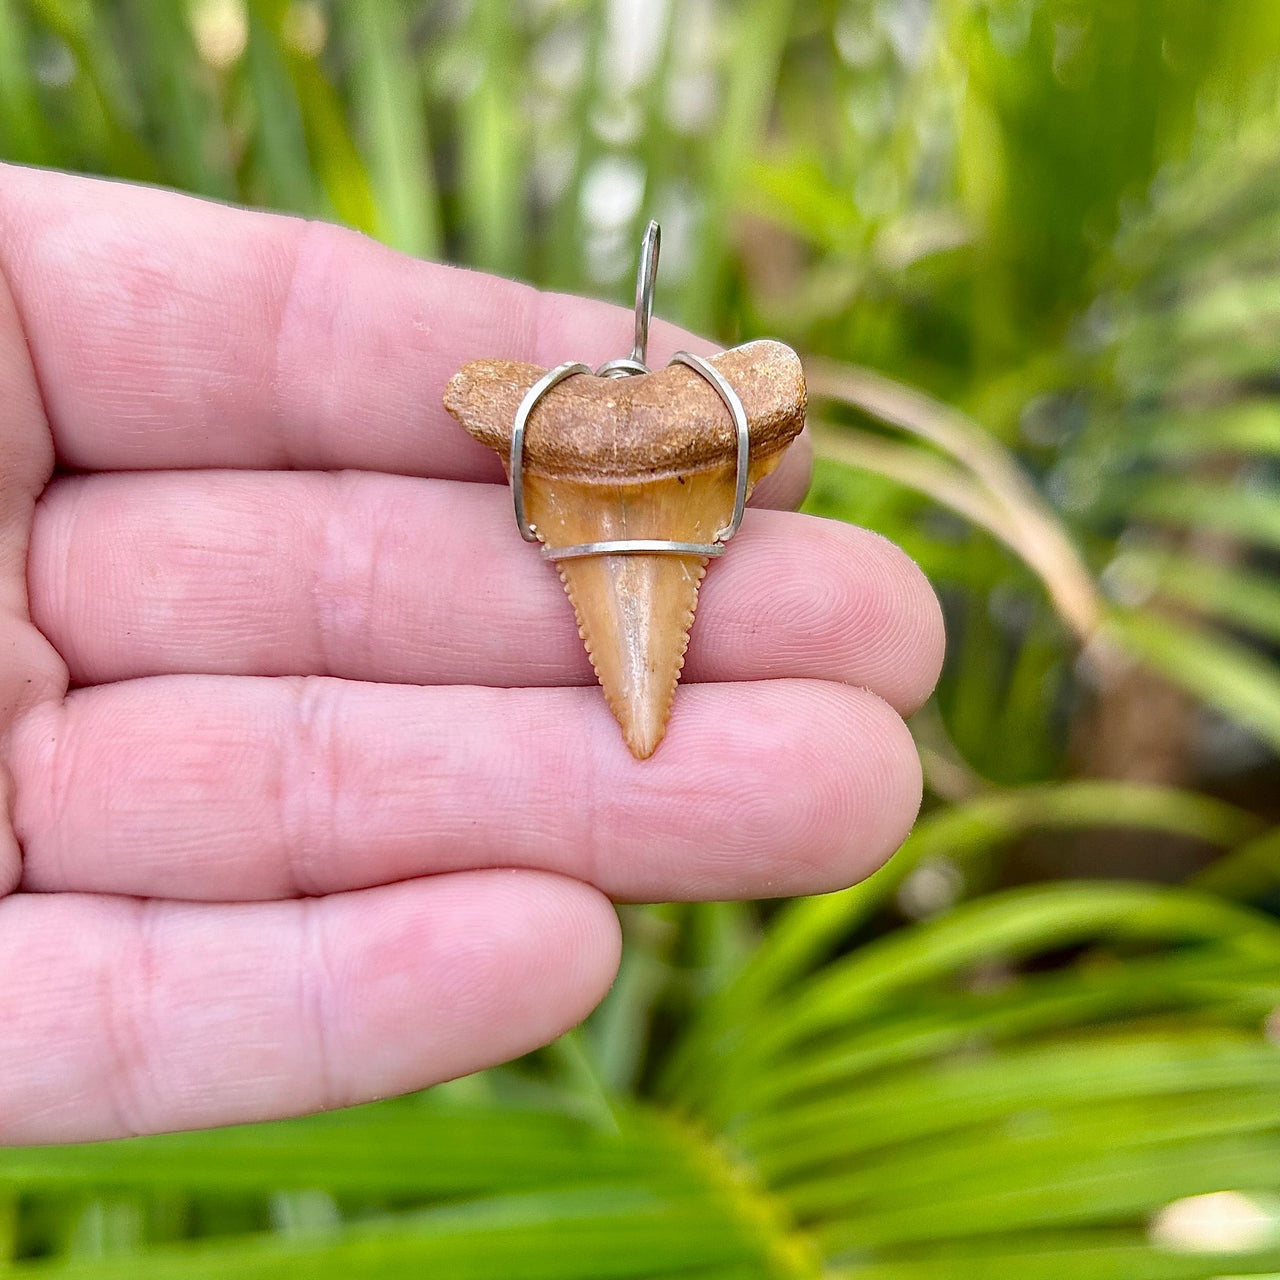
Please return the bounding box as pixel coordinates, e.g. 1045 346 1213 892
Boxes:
0 1105 680 1195
728 947 1279 1114
25 0 156 178
1123 551 1280 646
340 0 441 257
813 1130 1280 1250
124 0 234 198
0 0 53 163
682 0 796 331
242 4 319 214
1105 609 1280 754
1121 480 1280 554
4 1188 768 1280
744 1033 1280 1177
1130 402 1280 462
455 0 524 274
709 884 1280 1098
1194 828 1280 902
852 1235 1280 1280
668 787 1262 1103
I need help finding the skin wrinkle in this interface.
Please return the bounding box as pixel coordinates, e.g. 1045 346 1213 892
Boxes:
0 880 623 1142
268 216 314 473
0 165 812 493
504 270 550 383
579 738 604 901
307 471 344 676
314 469 393 677
8 677 920 903
0 213 68 895
12 699 66 894
97 897 158 1139
270 218 407 475
0 184 56 485
278 676 344 899
270 218 493 480
300 895 342 1114
38 469 88 681
357 476 392 673
549 688 604 897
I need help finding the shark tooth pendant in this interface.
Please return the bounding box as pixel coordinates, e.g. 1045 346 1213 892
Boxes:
444 223 806 758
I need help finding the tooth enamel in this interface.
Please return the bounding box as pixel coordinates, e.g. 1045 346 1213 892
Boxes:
523 457 785 758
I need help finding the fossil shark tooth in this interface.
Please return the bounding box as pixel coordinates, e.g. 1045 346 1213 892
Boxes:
444 340 807 758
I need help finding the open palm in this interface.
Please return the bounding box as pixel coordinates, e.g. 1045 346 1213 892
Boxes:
0 165 942 1144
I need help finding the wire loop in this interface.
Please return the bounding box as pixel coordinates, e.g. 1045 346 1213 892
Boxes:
510 361 593 542
630 219 660 368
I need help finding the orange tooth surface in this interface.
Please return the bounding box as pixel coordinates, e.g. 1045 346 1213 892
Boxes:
524 459 780 758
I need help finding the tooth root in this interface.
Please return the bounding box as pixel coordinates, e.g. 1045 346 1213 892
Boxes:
524 456 783 759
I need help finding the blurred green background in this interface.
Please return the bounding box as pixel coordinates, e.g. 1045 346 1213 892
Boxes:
5 0 1280 1276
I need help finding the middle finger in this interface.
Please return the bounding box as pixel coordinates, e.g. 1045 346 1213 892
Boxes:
30 470 942 714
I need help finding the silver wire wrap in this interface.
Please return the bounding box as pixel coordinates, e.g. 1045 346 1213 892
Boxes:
510 360 594 544
508 221 752 562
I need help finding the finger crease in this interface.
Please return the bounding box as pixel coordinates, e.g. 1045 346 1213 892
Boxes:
278 678 342 898
310 472 380 675
270 218 329 472
299 897 343 1113
98 900 161 1139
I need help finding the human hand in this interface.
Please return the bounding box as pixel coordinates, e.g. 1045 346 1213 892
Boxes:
0 166 943 1144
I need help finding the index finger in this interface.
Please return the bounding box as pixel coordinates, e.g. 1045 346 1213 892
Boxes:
0 165 807 496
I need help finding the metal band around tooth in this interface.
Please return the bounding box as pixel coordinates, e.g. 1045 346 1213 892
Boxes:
510 360 594 543
508 220 752 562
667 350 751 544
549 539 728 561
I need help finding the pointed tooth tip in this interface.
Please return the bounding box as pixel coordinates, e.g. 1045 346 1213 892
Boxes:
625 732 661 761
595 648 678 760
560 560 694 761
619 695 672 760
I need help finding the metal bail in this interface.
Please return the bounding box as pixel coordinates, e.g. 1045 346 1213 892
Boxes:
507 217 753 562
631 219 660 367
597 220 661 379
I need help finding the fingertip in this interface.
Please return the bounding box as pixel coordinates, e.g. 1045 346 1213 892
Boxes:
847 688 925 878
852 527 946 717
333 871 621 1096
516 870 624 1029
627 681 922 902
759 683 923 897
697 513 944 714
810 517 943 716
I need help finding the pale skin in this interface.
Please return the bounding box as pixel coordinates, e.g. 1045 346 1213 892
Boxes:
0 164 944 1145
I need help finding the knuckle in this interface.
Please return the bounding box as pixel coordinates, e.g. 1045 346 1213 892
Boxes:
277 676 347 897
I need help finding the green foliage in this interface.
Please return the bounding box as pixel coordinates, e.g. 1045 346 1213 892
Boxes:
7 875 1280 1276
4 1 1280 1276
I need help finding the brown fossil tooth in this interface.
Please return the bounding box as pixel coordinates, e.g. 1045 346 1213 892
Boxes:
523 455 788 758
443 340 806 758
